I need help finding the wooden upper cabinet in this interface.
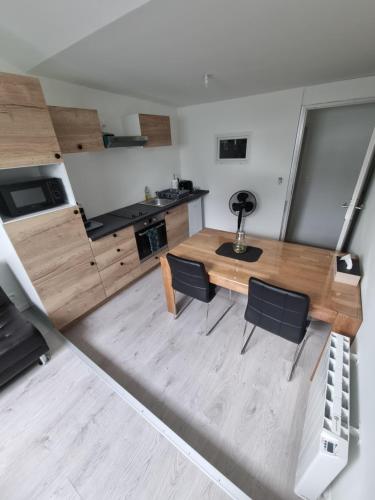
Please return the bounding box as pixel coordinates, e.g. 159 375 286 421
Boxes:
5 206 106 329
123 113 172 147
48 106 105 154
0 72 46 108
0 72 62 169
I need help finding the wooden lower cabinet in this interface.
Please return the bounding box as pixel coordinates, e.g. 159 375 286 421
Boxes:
90 225 138 271
5 206 105 329
34 260 105 329
165 204 189 249
99 251 140 296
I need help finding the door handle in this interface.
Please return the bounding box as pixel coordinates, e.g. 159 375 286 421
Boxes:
341 202 364 210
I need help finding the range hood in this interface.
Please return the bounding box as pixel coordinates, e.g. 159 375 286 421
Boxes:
103 133 148 148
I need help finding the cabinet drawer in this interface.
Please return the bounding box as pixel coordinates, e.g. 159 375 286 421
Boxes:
100 251 140 297
34 259 106 329
90 225 136 256
5 207 90 282
0 104 61 169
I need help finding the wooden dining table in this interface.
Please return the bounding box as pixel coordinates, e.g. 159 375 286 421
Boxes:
160 228 362 339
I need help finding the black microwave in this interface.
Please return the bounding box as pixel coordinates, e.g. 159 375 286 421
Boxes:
0 178 67 217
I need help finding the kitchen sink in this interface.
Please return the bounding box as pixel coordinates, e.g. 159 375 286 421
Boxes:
139 198 175 207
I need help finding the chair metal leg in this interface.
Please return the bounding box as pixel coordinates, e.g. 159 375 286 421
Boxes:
241 323 256 355
205 299 234 336
287 333 309 381
174 296 194 319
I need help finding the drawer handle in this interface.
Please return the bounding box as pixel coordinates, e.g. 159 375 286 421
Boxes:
113 233 117 237
55 153 61 159
74 209 79 214
90 261 95 266
117 248 121 252
120 262 124 266
77 144 83 150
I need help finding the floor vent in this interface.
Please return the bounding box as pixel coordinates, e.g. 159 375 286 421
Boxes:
295 333 350 500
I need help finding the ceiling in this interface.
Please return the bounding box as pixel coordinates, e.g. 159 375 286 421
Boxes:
4 0 375 106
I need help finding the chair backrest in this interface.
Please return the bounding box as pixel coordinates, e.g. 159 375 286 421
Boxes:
166 253 215 303
245 277 310 344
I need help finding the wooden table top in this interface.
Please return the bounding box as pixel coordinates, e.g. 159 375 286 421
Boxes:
161 228 362 338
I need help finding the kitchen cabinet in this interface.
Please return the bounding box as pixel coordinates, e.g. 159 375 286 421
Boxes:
48 106 105 154
165 204 189 249
0 72 47 108
5 206 105 328
90 225 139 296
0 72 62 169
123 113 172 147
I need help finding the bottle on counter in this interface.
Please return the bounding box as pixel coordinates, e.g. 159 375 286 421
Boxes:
171 174 179 190
144 186 152 201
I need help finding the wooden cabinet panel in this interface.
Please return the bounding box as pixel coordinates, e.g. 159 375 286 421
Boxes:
90 225 137 270
34 259 105 329
139 114 172 147
5 206 106 328
48 106 104 154
166 204 189 249
0 72 46 107
99 251 140 296
5 207 90 282
0 104 61 169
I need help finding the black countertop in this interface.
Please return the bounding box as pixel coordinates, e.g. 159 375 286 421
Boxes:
87 189 209 241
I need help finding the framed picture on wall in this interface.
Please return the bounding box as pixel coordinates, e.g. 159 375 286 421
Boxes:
215 133 250 163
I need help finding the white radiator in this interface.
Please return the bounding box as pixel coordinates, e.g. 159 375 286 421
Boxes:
295 333 350 500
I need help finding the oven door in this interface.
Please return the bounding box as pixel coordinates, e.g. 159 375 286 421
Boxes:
135 220 167 261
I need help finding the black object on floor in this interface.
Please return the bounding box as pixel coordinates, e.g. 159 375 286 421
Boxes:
215 242 263 262
0 287 50 387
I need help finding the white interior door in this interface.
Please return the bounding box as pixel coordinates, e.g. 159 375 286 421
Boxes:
336 127 375 250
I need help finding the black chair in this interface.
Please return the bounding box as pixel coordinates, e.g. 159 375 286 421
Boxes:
166 253 233 335
241 277 310 381
0 287 50 388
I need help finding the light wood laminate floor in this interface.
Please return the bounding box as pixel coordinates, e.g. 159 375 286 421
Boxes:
65 267 330 500
0 312 229 500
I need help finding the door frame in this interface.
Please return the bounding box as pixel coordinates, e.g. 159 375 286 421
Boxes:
279 96 375 242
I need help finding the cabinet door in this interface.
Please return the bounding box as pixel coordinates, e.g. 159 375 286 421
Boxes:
0 72 46 107
48 106 104 153
165 204 189 249
5 206 105 328
139 114 172 147
0 105 61 169
34 259 105 329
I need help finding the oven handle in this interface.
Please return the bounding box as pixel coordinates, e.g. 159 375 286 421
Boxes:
137 222 165 237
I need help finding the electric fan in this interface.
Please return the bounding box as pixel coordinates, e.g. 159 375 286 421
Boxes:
229 190 257 231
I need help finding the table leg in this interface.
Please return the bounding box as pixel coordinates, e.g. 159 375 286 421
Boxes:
160 256 176 315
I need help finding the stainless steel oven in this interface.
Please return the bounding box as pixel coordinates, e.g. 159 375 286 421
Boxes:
134 213 167 262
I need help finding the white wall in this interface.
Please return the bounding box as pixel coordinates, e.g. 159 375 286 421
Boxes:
178 75 375 238
40 77 180 218
178 88 304 237
328 169 375 499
